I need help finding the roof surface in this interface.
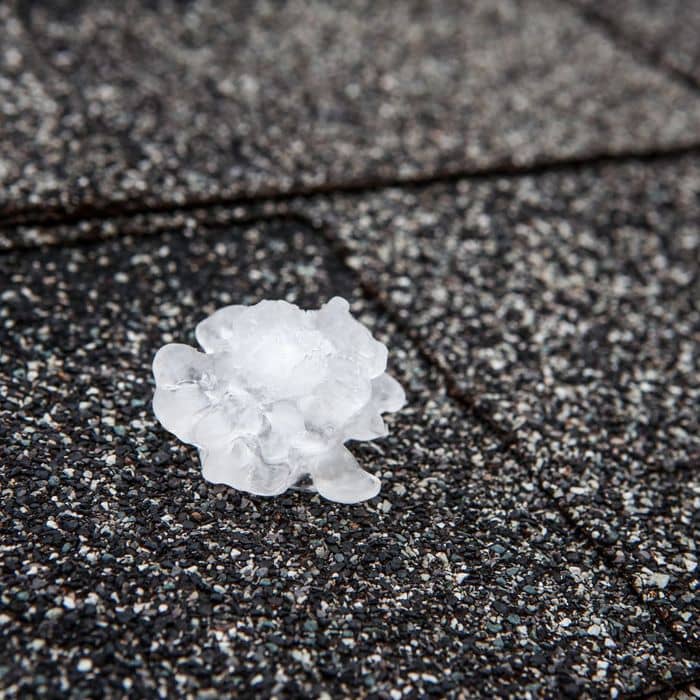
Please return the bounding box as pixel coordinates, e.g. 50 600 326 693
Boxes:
1 1 698 698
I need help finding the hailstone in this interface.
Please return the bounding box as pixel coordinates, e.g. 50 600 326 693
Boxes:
152 297 406 503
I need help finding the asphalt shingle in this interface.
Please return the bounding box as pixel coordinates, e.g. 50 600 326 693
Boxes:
1 218 696 696
575 0 700 84
2 1 699 696
296 155 700 647
3 0 700 220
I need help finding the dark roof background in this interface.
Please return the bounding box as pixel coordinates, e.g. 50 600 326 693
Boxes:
1 1 698 697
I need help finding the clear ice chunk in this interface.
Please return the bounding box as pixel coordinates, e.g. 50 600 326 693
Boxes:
311 446 381 504
152 298 406 503
153 384 210 443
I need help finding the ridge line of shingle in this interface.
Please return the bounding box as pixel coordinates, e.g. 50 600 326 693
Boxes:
2 143 700 233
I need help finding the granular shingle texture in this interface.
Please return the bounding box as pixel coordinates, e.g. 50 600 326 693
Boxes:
2 1 700 697
3 0 700 219
0 218 696 697
296 156 700 647
575 0 700 84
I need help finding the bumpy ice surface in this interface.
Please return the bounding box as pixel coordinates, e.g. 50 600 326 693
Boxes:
152 298 406 503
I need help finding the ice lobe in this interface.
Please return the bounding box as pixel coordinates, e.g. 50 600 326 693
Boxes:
152 297 406 503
